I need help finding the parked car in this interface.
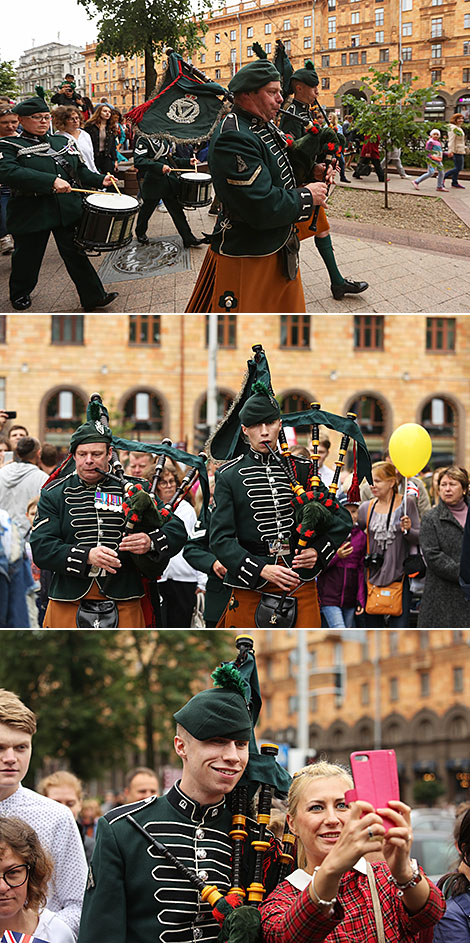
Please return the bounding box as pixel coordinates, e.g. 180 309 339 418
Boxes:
411 809 456 882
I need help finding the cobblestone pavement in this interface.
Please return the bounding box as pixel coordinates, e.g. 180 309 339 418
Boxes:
1 174 469 313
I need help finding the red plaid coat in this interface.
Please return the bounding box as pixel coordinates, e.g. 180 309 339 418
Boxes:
259 862 445 943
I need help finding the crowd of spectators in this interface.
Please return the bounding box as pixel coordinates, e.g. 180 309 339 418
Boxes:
0 408 468 627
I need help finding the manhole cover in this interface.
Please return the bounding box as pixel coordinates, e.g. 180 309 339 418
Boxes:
98 237 191 283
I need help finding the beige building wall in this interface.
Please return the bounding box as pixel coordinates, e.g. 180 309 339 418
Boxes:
0 314 468 467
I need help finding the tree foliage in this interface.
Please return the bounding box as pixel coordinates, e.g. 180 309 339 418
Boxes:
412 777 446 807
0 630 234 785
343 64 442 208
77 0 211 98
0 61 20 97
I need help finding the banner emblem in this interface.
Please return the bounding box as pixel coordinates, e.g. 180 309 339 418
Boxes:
167 96 201 124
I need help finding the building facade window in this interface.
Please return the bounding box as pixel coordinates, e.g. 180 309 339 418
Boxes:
402 21 412 34
322 54 330 66
349 395 386 460
375 8 384 25
464 68 470 81
0 317 5 344
304 15 312 26
354 315 384 350
465 42 470 54
352 11 360 23
375 30 384 41
341 52 347 64
432 0 442 5
421 397 457 465
380 48 389 60
123 391 164 438
230 29 236 40
328 37 337 48
351 34 360 45
284 39 291 52
431 69 441 82
402 46 412 59
465 13 470 26
215 33 220 42
195 391 232 449
247 47 253 57
215 68 221 78
431 43 442 56
403 71 412 83
51 315 84 344
390 677 398 701
265 43 271 52
284 19 291 29
454 666 464 692
361 683 370 705
200 53 206 63
322 77 330 88
431 17 443 36
361 50 367 62
247 26 253 37
402 0 412 8
328 16 336 31
205 314 237 348
420 672 430 697
426 316 456 351
350 51 359 64
215 51 220 61
265 22 272 33
280 315 311 348
129 315 161 346
45 389 86 444
304 36 312 47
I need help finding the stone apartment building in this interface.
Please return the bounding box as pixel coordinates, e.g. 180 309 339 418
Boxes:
197 0 470 120
17 42 86 98
250 628 470 805
0 314 468 470
82 42 147 112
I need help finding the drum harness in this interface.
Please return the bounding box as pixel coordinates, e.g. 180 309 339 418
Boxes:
8 137 81 196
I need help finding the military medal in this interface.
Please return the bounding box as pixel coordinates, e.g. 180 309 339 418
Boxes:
94 490 123 512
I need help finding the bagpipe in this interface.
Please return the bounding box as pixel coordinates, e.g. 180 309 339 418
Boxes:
125 635 294 943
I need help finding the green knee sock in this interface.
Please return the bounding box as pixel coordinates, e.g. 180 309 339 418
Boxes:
314 234 344 287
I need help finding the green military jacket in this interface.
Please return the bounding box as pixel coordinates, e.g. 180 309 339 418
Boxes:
210 449 352 591
30 470 186 602
183 505 231 624
279 99 312 141
133 135 188 201
78 783 280 943
208 106 314 257
0 130 106 234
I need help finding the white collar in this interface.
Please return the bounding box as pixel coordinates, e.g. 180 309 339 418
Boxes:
286 857 368 890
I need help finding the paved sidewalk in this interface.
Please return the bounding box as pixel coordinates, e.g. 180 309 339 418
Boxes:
1 174 469 313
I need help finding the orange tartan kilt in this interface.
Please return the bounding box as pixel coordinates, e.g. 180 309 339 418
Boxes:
296 205 330 242
217 579 320 628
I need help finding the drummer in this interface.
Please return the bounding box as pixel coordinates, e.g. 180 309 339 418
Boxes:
133 134 206 248
0 95 120 311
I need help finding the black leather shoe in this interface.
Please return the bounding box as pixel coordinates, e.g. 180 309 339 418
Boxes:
183 237 206 248
95 291 119 308
11 294 31 310
136 234 150 245
331 279 369 300
340 177 351 183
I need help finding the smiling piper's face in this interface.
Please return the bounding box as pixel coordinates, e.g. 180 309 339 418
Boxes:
175 732 249 805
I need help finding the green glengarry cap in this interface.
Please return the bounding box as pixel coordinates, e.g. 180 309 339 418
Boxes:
290 60 319 91
174 668 252 741
239 381 280 427
70 419 113 453
229 60 281 95
13 97 50 116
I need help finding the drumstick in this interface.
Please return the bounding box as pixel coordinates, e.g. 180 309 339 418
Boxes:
110 176 121 194
167 167 200 173
69 187 102 193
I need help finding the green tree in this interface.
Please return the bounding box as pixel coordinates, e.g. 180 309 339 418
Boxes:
0 61 20 97
343 64 442 209
77 0 211 99
412 777 446 807
0 631 138 782
128 630 233 769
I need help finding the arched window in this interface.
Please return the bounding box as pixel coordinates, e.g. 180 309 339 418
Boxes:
421 397 457 466
349 394 386 462
45 389 86 446
194 391 232 450
123 391 164 440
280 393 312 444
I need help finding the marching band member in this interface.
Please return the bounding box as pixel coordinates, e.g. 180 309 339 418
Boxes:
186 59 327 313
0 96 119 311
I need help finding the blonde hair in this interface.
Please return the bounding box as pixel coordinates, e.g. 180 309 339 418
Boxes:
288 760 353 870
37 770 83 802
372 461 398 492
0 690 37 734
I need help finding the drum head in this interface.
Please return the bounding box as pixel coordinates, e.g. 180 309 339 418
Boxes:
180 172 212 183
85 192 139 209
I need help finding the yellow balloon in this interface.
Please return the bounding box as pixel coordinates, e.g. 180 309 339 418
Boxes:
388 423 432 478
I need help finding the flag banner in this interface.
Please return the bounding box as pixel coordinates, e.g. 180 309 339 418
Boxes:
127 51 229 144
1 932 48 943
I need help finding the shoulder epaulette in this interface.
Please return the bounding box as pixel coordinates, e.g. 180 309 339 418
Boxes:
220 112 239 134
219 455 244 473
105 794 159 824
43 471 75 492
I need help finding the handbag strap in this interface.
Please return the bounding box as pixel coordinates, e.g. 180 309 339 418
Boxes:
366 861 386 943
365 494 396 559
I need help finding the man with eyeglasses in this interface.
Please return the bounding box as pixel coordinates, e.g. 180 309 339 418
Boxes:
0 107 18 256
0 95 119 311
0 688 87 936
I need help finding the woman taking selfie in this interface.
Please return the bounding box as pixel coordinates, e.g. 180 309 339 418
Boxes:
260 761 444 943
0 816 74 941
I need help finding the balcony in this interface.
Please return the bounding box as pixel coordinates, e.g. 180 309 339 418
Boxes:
429 56 445 66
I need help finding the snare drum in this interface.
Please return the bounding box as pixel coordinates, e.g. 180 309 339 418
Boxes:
179 172 213 208
75 192 140 252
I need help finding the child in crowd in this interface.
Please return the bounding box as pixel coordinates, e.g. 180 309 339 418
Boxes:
412 128 446 191
317 498 366 628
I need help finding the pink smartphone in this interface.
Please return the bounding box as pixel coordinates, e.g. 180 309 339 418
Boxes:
344 749 400 832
